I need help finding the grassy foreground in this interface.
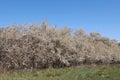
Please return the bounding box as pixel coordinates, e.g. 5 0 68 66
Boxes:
0 65 120 80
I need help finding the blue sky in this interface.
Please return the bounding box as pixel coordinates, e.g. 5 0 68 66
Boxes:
0 0 120 41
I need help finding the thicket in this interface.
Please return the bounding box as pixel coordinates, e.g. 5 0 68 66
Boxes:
0 22 120 70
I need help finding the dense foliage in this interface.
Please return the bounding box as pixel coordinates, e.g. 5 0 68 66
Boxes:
0 22 120 70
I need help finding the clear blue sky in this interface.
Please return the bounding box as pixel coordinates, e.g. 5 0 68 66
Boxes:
0 0 120 41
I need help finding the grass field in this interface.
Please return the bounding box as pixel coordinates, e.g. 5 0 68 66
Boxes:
0 65 120 80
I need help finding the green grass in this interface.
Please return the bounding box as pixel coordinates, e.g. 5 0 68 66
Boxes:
0 65 120 80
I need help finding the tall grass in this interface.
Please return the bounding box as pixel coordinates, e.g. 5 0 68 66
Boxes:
0 65 120 80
